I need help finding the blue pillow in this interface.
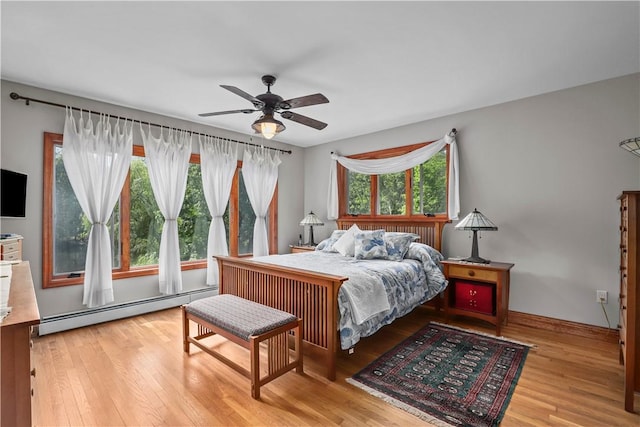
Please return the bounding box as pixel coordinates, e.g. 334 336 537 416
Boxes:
384 233 419 261
354 230 388 260
315 239 329 251
319 229 347 252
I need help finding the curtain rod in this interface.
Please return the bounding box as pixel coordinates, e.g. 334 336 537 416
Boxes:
330 128 457 155
9 92 292 155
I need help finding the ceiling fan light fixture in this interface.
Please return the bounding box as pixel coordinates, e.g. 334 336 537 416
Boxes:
252 114 285 140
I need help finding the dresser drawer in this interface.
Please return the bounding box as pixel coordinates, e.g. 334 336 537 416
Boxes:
454 281 494 315
448 265 498 282
0 241 19 253
619 308 627 332
620 292 628 327
1 251 20 261
619 301 627 337
620 326 627 366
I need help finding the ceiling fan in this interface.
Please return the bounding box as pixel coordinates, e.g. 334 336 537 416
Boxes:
199 75 329 139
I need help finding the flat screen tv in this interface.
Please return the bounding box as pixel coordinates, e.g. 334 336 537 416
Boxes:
1 169 27 218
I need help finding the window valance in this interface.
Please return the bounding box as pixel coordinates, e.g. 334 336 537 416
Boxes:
327 132 459 220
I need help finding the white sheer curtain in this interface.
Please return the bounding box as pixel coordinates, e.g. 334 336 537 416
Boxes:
140 126 192 295
242 147 281 257
62 109 132 308
199 136 237 286
327 132 459 220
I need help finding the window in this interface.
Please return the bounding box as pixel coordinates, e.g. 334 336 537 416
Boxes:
126 149 212 267
337 141 449 220
50 142 121 275
378 171 406 215
347 171 370 215
411 149 447 215
236 172 256 255
43 132 277 288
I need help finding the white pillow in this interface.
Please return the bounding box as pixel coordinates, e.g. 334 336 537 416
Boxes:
333 224 360 257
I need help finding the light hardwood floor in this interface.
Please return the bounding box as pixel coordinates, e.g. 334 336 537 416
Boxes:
32 306 640 426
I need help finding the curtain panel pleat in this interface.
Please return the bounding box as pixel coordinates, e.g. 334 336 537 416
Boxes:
140 126 192 295
62 108 132 308
199 136 237 285
327 133 459 220
242 147 281 257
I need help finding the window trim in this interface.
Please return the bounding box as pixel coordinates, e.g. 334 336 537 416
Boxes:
43 132 277 289
337 140 450 221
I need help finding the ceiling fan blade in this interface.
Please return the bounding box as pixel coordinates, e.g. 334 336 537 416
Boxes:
198 109 257 117
220 85 265 108
280 93 329 109
280 111 327 130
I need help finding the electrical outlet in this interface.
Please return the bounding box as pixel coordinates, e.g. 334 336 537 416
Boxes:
596 290 608 304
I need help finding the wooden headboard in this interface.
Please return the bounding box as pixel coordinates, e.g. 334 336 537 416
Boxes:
335 218 448 252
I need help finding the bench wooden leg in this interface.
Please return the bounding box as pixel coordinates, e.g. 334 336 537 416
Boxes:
295 320 303 374
182 306 190 353
250 337 260 399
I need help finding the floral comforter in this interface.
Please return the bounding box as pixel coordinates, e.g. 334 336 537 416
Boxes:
254 242 448 350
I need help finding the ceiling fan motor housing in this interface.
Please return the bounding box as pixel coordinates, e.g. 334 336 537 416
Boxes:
256 92 284 113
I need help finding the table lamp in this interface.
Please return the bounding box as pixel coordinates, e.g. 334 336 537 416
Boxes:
299 211 324 246
455 208 497 264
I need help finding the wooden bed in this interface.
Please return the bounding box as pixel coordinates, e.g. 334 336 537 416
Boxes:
216 218 448 380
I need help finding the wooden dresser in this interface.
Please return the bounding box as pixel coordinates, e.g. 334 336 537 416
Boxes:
618 191 640 412
0 261 40 427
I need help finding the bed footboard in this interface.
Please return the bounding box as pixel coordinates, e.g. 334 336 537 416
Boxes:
216 256 348 380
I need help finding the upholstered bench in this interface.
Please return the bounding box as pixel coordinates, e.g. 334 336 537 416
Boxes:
182 294 303 399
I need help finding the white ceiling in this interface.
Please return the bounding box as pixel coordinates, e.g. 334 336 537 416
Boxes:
2 1 638 148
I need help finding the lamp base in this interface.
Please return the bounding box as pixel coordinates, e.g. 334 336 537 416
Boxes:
462 256 491 264
464 230 491 264
305 225 317 246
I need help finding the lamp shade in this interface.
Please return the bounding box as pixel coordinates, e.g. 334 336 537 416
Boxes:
252 113 285 140
620 137 640 157
455 208 498 231
299 211 324 227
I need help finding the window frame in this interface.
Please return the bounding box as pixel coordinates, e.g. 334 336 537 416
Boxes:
337 140 450 221
43 132 277 288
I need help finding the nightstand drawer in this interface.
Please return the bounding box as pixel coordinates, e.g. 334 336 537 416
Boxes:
289 245 316 253
448 264 498 282
455 281 494 315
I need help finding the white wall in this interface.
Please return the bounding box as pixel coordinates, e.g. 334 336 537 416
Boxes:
303 73 640 328
0 80 305 318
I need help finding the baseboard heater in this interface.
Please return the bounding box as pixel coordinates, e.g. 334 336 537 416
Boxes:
38 287 217 336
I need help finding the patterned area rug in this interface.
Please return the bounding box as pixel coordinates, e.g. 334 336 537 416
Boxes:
347 322 530 427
